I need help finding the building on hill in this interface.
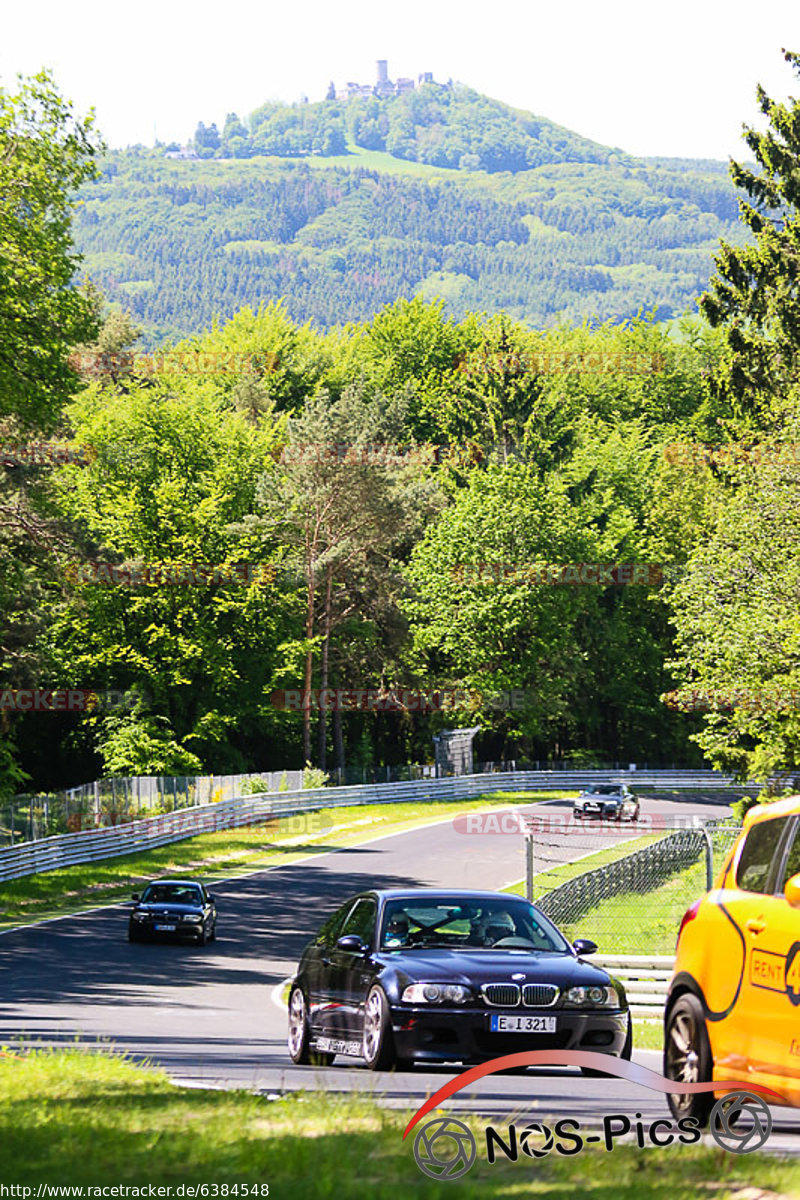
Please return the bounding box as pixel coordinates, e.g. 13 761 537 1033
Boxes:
164 146 199 160
334 61 446 101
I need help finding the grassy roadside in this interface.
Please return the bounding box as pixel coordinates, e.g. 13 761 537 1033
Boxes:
502 834 669 1054
502 831 664 900
0 790 574 931
1 1051 797 1196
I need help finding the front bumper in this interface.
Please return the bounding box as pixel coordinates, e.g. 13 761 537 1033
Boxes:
574 804 620 818
390 1005 630 1064
130 919 204 939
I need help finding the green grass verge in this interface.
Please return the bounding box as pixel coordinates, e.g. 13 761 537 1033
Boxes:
502 834 670 1055
0 791 574 931
555 858 711 957
1 1051 796 1196
502 831 664 900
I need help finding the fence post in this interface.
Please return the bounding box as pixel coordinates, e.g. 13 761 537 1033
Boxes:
702 826 714 890
526 830 535 903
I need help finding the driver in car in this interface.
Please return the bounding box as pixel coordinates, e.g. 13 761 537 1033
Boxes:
384 912 410 947
470 910 516 946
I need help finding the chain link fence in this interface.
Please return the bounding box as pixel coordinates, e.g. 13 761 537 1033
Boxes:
0 770 308 846
529 818 743 955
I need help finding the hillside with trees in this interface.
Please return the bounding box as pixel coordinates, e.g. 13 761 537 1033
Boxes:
71 85 746 344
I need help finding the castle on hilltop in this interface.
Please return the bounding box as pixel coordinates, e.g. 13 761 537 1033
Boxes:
334 61 450 101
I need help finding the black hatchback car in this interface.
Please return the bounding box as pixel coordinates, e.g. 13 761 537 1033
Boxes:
128 879 217 945
287 888 630 1071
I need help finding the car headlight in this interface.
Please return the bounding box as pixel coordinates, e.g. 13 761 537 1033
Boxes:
132 912 147 922
564 985 619 1008
401 983 470 1004
181 914 203 923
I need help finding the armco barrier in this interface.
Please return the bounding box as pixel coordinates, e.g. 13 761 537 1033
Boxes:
591 954 675 1022
0 768 746 883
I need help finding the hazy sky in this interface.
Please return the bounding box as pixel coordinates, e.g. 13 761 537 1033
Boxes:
1 0 799 160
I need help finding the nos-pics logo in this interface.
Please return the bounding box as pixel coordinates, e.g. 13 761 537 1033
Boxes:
406 1053 776 1180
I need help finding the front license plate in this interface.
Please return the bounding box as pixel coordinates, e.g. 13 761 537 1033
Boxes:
154 923 176 931
490 1015 557 1033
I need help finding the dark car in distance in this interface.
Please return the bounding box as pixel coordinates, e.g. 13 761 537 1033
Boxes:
128 879 217 945
287 888 631 1071
573 784 640 822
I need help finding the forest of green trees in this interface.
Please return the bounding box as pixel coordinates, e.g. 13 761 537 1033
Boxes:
2 63 800 798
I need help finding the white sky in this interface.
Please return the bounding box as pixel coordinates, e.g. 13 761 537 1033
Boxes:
1 0 799 160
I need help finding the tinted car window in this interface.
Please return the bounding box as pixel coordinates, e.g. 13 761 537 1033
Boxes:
142 884 202 905
314 902 352 948
779 821 800 889
379 898 569 952
736 817 789 893
339 898 377 945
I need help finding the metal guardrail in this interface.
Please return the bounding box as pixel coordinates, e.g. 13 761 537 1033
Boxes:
591 954 674 1022
0 768 745 883
536 828 710 927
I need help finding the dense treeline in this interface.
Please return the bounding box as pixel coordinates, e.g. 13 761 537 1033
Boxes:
3 65 800 799
3 292 725 790
74 147 744 344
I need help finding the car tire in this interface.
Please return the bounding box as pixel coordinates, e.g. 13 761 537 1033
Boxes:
287 987 335 1066
209 923 216 942
574 810 583 819
362 986 396 1071
128 925 141 943
664 993 714 1125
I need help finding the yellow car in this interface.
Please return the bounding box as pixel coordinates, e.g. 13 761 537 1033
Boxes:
664 795 800 1121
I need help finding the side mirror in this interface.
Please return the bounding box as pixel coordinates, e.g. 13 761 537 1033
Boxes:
131 893 140 902
785 874 800 908
572 938 598 956
336 934 366 954
208 894 217 905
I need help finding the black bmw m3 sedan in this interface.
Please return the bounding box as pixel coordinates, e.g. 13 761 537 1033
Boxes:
287 888 631 1071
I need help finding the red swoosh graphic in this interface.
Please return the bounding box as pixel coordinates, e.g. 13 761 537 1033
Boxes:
402 1051 784 1139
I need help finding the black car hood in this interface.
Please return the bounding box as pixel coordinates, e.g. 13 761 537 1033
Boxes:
376 948 611 987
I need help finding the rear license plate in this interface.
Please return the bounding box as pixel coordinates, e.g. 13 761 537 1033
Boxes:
154 923 176 931
490 1015 557 1033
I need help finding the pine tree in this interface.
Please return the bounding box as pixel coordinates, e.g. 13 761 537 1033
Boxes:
700 49 800 425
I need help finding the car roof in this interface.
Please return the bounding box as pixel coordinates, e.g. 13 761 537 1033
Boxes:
144 879 203 887
363 888 531 902
744 794 800 828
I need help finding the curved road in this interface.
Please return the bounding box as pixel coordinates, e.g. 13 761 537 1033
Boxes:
2 791 798 1146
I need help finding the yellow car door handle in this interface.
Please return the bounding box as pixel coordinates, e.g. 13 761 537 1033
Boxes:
746 919 766 934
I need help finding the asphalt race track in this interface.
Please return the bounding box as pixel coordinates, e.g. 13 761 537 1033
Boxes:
2 792 799 1149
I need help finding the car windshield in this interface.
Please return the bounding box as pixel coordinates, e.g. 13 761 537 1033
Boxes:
141 884 202 905
585 786 620 796
379 898 570 952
